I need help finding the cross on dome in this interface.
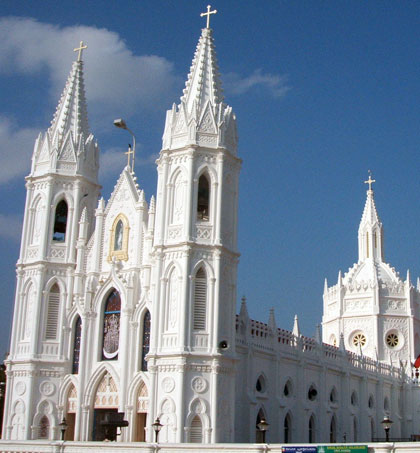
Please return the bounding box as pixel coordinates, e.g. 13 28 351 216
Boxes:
74 41 88 62
201 5 217 29
364 170 376 191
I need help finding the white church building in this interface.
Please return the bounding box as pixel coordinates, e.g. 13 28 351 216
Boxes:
4 11 420 446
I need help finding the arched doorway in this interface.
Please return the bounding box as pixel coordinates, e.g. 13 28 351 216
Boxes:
92 372 119 441
255 408 266 443
135 381 148 441
65 384 77 440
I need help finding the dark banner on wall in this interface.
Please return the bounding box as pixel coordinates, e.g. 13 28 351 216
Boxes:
318 447 368 453
282 448 317 453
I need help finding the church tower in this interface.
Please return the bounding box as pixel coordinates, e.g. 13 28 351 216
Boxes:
147 9 241 443
322 175 419 364
4 44 100 440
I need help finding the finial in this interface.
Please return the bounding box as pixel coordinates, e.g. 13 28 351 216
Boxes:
200 5 217 29
364 170 376 192
74 41 88 62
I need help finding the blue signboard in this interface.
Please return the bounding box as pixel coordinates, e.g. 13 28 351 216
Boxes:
282 448 318 453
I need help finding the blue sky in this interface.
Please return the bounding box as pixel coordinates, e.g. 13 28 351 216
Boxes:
1 1 420 356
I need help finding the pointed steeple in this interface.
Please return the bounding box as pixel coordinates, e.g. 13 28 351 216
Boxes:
49 59 89 146
181 27 223 114
162 22 237 153
31 43 99 181
358 172 383 262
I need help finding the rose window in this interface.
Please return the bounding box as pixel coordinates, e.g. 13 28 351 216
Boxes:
386 333 399 348
352 333 366 348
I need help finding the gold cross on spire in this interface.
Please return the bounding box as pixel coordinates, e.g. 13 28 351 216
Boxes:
200 5 217 29
74 41 88 62
364 170 376 191
125 144 135 171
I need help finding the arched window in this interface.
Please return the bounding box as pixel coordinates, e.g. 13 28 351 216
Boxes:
284 379 292 397
330 416 336 443
256 375 266 393
309 415 315 443
193 268 207 331
141 310 151 371
284 413 291 443
72 316 82 374
108 214 129 262
189 415 203 443
102 289 121 360
330 387 337 403
197 174 210 221
351 391 358 406
255 408 266 443
114 220 123 251
52 200 68 242
38 415 50 439
45 284 60 340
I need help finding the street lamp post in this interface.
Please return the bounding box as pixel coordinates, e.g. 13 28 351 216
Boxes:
59 417 68 441
152 417 163 443
381 416 393 442
257 418 269 443
113 118 137 172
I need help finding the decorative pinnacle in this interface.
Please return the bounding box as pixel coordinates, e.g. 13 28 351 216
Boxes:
200 5 217 29
74 41 88 62
364 170 376 192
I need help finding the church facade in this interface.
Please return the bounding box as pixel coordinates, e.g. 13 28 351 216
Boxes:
3 17 420 445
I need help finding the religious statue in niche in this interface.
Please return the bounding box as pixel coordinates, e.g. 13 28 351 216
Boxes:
114 220 123 251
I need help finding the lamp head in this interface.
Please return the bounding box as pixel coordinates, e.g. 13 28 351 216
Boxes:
257 418 269 432
113 118 127 130
381 416 393 430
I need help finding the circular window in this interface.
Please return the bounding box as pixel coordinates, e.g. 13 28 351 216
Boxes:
352 332 367 348
386 332 399 348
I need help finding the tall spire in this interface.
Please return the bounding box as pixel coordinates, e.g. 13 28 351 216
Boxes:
48 49 90 146
358 171 383 262
162 17 237 153
180 27 224 115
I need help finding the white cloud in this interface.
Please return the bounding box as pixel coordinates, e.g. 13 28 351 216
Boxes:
0 117 38 184
0 17 181 118
0 213 23 241
224 69 290 98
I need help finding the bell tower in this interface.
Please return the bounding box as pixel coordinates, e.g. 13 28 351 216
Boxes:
4 43 100 440
147 9 241 443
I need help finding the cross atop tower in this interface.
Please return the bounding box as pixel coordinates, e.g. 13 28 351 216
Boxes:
125 144 135 172
364 170 376 191
200 5 217 29
74 41 88 62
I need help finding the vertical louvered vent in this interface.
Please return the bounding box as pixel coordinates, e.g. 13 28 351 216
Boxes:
193 268 207 331
190 415 203 443
46 285 60 340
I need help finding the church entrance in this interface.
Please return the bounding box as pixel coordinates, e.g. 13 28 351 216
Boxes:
93 409 118 441
92 372 119 441
135 381 148 441
65 384 77 440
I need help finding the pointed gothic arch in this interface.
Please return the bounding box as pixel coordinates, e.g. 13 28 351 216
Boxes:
197 172 211 221
32 399 56 440
108 213 129 261
44 283 60 340
10 399 25 440
169 167 187 225
72 315 82 373
284 412 292 443
158 397 177 443
308 413 316 443
164 265 181 332
185 397 210 443
140 309 151 371
193 267 207 331
330 414 337 443
101 289 121 361
21 280 35 341
255 407 268 443
52 199 68 242
29 194 45 246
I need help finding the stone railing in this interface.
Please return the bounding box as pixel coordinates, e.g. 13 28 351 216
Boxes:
0 440 419 453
